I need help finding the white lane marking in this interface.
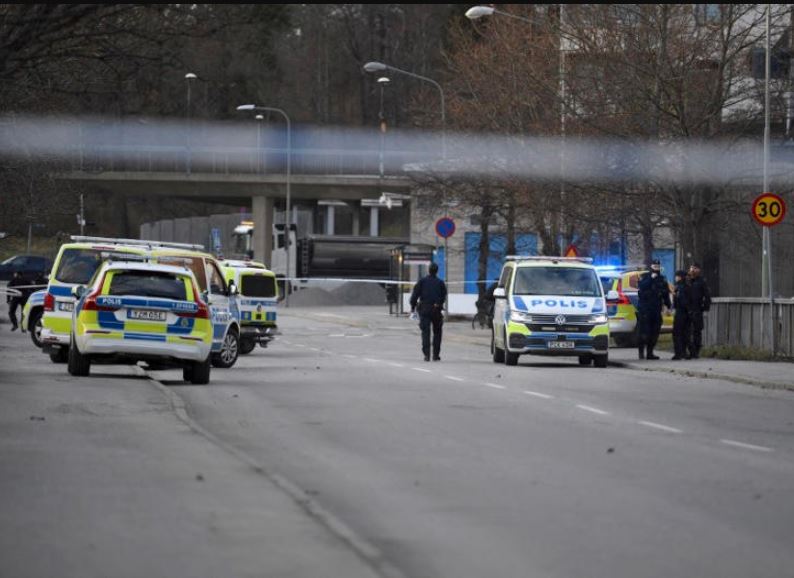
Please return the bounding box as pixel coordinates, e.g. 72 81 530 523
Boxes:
576 404 610 416
330 334 345 337
638 421 682 434
309 347 321 352
412 367 432 373
445 375 464 382
342 354 357 359
720 439 773 453
364 358 380 363
294 344 306 348
315 313 345 318
523 390 553 399
387 362 405 368
485 383 506 390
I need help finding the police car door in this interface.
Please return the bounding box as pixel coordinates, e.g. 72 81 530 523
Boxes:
493 265 513 348
205 259 236 351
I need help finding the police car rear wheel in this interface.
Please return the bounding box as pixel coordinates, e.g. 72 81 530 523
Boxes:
185 356 211 384
491 328 505 363
212 330 239 368
67 343 91 377
49 347 68 364
239 337 256 355
29 309 43 348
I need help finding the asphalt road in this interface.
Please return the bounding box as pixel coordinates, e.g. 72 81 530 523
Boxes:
2 305 794 578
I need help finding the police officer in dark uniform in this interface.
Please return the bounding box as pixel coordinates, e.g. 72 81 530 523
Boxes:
410 262 447 362
6 271 26 331
671 270 691 360
636 259 671 360
686 262 711 359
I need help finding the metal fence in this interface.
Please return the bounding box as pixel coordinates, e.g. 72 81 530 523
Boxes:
704 297 794 357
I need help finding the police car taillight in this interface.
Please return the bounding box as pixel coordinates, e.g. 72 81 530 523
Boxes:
177 284 210 319
81 273 111 311
44 292 55 312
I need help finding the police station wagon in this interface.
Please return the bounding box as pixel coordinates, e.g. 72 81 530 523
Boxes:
68 261 213 384
491 256 610 367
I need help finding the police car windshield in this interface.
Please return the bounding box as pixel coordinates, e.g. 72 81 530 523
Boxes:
514 267 601 297
108 271 188 300
54 249 103 284
241 274 277 298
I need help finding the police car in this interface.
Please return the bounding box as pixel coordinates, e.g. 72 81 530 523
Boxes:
598 266 673 347
150 248 241 368
68 260 212 384
21 288 47 348
41 237 150 363
220 259 278 355
491 256 610 367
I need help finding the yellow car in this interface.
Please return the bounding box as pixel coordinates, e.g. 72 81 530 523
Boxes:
220 259 279 355
68 260 213 383
598 267 673 348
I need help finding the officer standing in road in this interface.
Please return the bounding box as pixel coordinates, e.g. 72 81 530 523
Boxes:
410 262 447 362
686 262 711 359
636 259 671 360
671 270 691 360
6 271 25 331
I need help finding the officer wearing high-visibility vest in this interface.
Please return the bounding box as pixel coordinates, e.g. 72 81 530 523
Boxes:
410 262 447 362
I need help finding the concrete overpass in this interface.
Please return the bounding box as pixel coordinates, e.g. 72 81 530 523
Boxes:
59 144 416 261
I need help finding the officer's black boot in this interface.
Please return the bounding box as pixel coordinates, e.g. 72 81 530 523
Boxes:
646 348 660 360
638 344 645 360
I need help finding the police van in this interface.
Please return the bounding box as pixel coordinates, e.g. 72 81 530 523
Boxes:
491 256 610 367
220 259 278 355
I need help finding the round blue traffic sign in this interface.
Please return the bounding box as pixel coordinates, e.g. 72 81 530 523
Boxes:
435 217 456 239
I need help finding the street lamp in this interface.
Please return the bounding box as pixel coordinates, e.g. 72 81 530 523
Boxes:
185 73 197 174
466 4 568 255
364 61 450 285
377 76 390 178
236 104 292 307
363 61 446 160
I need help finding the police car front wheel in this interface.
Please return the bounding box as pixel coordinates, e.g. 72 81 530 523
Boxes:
491 328 505 363
212 330 239 369
67 343 91 377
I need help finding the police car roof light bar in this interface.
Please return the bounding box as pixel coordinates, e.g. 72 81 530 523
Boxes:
505 255 594 264
71 236 205 251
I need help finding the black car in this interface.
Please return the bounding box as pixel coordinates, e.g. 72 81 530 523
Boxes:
0 255 53 281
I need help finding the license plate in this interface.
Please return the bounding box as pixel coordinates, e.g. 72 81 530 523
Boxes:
128 309 166 322
548 341 575 349
58 302 74 312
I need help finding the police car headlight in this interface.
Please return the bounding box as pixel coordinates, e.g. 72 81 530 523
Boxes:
589 314 608 324
510 310 532 323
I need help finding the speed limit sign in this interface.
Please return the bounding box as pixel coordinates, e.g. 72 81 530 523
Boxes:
751 193 786 227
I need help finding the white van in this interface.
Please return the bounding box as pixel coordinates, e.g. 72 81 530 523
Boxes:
491 256 610 367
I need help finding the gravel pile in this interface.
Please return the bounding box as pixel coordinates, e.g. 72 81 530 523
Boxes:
331 282 387 306
287 287 344 307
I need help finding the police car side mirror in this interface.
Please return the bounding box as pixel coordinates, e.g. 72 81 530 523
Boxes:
606 290 619 302
201 290 211 304
72 285 86 299
228 282 239 296
493 288 506 299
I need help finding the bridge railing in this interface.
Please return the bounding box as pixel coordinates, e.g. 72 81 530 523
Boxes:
71 145 428 176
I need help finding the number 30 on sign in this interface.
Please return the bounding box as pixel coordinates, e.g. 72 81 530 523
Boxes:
751 193 786 227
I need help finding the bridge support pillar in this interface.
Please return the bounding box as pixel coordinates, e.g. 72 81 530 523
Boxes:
252 195 273 266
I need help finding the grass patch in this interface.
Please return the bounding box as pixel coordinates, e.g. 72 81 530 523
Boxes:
701 345 783 362
0 236 61 261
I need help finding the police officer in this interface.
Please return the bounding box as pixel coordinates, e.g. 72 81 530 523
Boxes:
410 262 447 362
636 259 671 360
671 270 691 360
686 262 711 359
6 271 26 331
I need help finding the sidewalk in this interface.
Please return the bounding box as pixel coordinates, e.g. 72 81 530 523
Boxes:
282 305 794 392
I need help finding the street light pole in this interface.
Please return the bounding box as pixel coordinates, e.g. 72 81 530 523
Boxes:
363 61 448 285
237 104 292 307
185 73 197 175
378 76 390 178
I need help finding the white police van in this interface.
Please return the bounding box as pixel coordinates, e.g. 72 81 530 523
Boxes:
491 256 610 367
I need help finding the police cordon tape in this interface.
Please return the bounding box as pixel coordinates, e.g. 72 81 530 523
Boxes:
284 277 499 287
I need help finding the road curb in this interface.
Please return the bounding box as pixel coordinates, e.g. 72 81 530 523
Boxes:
606 361 794 392
136 366 408 578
